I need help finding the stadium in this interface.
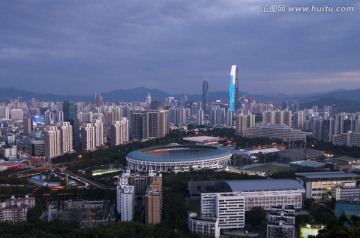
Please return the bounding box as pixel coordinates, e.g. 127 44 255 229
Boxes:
126 145 232 172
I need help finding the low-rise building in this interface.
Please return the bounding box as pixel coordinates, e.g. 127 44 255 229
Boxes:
188 212 220 238
296 172 360 202
0 195 35 223
332 182 360 201
267 206 296 238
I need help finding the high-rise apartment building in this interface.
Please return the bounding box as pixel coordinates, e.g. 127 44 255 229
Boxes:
158 110 169 137
44 126 61 159
229 65 239 111
58 122 73 153
81 123 95 151
116 173 136 222
146 175 162 224
235 113 255 136
44 110 54 126
110 118 129 146
94 120 104 147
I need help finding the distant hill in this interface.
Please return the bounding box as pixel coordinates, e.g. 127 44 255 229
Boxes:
1 87 360 105
300 97 360 112
0 87 91 102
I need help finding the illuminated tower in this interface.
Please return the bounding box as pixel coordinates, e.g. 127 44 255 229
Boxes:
229 65 239 111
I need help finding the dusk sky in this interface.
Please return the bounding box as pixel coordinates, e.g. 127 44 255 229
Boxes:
0 0 359 96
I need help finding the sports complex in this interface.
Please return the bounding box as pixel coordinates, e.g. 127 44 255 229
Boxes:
126 145 232 172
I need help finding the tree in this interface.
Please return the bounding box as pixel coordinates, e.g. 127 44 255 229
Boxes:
245 206 267 229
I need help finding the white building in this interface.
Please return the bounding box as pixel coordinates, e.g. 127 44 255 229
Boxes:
201 193 245 229
242 124 306 142
116 171 135 221
0 106 10 120
58 121 73 153
10 109 23 121
332 182 360 201
0 145 17 160
188 212 220 238
0 195 35 223
296 172 360 202
199 180 304 233
81 123 95 151
94 120 104 147
44 126 61 159
110 118 129 146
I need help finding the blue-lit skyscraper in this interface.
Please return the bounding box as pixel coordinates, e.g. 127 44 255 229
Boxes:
229 65 239 111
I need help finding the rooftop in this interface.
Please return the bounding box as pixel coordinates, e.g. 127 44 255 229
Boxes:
295 171 360 179
224 179 305 192
183 136 223 143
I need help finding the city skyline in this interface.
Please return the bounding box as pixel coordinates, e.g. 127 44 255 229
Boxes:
0 1 359 95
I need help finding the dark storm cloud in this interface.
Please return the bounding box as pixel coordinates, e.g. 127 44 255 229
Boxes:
0 0 359 95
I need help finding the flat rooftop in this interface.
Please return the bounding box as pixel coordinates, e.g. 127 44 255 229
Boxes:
183 136 223 143
224 179 305 192
295 171 360 179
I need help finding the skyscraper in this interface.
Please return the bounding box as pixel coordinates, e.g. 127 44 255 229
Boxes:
229 65 239 111
202 81 209 112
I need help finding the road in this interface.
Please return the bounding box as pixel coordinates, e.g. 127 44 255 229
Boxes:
62 170 113 190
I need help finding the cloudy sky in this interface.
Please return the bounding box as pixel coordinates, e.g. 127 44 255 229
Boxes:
0 0 359 95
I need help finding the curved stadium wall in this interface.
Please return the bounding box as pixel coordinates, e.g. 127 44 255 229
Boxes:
126 145 232 172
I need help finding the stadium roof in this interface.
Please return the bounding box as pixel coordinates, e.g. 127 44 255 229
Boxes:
224 179 304 192
126 145 232 163
295 171 360 179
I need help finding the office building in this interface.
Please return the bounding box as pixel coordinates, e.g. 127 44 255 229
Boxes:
63 101 78 121
202 81 209 112
229 65 239 111
143 111 159 139
296 172 360 202
131 112 144 140
23 117 33 135
63 101 79 149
